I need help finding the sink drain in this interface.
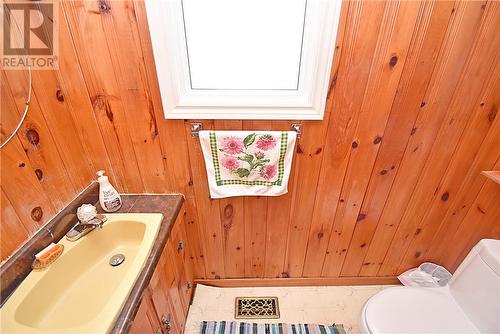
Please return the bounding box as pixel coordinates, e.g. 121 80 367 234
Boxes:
109 254 125 267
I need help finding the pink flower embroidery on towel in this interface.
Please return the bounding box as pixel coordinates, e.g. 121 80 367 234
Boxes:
222 137 244 155
256 135 277 151
221 156 240 171
255 151 265 159
260 165 277 180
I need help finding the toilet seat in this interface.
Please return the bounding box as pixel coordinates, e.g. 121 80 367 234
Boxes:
360 286 480 334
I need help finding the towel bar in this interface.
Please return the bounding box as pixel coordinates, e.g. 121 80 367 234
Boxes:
190 122 302 138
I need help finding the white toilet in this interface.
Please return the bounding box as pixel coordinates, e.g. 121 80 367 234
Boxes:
360 239 500 334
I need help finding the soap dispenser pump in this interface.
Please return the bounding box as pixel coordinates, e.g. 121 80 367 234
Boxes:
96 170 122 212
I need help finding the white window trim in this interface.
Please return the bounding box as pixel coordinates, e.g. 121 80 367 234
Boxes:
146 0 342 120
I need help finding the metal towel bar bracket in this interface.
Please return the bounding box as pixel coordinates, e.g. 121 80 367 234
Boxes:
190 122 302 138
291 123 302 138
191 123 203 137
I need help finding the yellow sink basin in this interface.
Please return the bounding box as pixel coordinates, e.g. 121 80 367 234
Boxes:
1 213 163 334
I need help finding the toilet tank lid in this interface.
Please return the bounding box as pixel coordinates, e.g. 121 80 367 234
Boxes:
477 239 500 275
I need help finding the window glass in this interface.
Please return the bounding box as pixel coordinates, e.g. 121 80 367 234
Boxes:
182 0 307 90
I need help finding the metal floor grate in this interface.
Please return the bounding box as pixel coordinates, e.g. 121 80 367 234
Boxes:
235 297 280 319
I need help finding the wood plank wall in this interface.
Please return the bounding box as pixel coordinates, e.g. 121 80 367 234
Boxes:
1 0 499 280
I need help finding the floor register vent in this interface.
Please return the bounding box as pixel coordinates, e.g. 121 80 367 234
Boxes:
235 297 280 319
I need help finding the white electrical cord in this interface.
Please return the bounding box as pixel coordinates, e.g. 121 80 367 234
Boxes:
0 66 32 149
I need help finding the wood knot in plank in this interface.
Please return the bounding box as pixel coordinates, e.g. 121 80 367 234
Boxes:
356 213 367 222
389 55 398 67
98 0 112 14
55 89 64 102
25 128 40 146
327 71 338 98
31 206 43 221
223 204 234 219
373 136 382 144
488 105 497 122
91 95 114 123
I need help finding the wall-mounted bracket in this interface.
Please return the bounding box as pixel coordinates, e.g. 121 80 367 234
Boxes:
291 123 302 138
191 122 203 137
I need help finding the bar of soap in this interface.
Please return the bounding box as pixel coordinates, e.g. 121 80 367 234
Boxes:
32 244 64 270
35 242 56 259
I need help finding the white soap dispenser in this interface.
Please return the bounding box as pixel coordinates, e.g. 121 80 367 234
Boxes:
96 170 122 212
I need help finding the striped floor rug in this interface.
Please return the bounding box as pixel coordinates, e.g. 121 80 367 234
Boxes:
199 321 347 334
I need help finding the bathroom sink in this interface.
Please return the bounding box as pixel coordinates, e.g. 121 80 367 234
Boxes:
1 213 163 334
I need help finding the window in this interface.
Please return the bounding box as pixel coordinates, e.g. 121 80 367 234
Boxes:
146 0 342 120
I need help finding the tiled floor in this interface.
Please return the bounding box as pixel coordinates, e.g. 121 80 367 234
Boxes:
185 284 393 334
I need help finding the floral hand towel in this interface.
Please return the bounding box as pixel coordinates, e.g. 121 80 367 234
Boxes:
199 130 297 198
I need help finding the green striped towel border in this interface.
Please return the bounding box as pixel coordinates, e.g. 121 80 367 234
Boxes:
199 321 347 334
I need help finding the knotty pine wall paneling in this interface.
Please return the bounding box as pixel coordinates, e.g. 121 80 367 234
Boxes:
1 1 499 282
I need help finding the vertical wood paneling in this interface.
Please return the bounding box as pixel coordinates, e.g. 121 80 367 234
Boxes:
2 0 499 274
30 69 94 190
57 9 117 185
63 0 145 193
184 120 225 278
1 75 57 234
379 0 495 276
244 196 267 278
132 1 207 278
320 0 392 276
0 190 29 259
0 132 55 235
356 0 455 277
3 71 78 209
398 57 500 271
420 90 500 264
370 0 488 276
2 3 90 202
301 4 348 277
303 0 385 277
101 0 173 193
323 1 421 277
282 119 330 277
26 3 95 190
263 120 299 278
395 2 500 271
442 173 500 272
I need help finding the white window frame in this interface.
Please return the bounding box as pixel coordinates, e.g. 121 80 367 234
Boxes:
145 0 342 120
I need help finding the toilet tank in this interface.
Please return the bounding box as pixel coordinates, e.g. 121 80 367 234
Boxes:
449 239 500 333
